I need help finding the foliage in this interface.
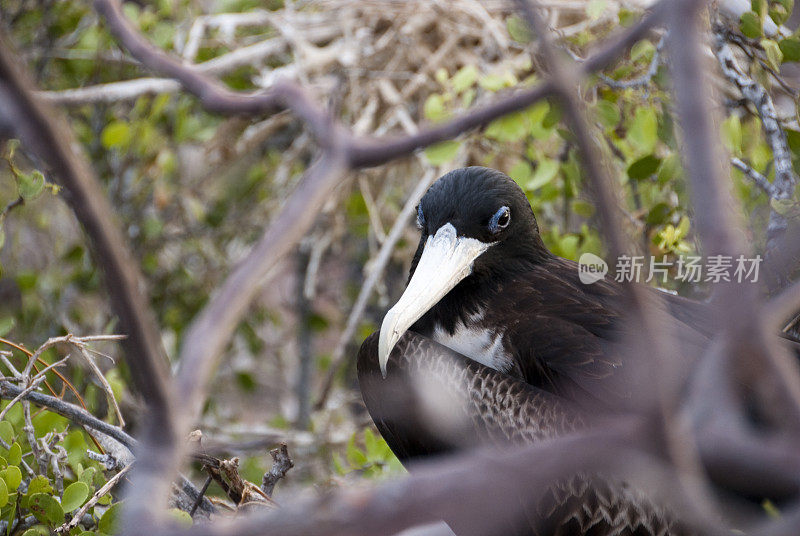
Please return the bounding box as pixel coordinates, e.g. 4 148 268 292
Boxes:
0 398 119 534
332 429 403 479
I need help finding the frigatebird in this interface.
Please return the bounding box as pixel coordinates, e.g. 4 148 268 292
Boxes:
356 166 752 535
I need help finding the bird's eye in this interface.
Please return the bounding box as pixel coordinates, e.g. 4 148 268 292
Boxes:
416 204 425 229
489 206 511 233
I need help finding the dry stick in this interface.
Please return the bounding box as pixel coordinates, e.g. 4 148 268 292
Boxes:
670 0 800 500
0 336 90 413
261 443 294 498
172 426 734 536
39 25 342 106
94 0 336 145
71 342 126 427
56 464 133 534
314 168 436 410
517 1 722 527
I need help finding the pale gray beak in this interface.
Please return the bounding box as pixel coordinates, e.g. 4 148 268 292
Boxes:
378 223 492 377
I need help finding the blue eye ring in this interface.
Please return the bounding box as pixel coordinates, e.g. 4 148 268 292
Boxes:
416 204 425 229
488 206 511 233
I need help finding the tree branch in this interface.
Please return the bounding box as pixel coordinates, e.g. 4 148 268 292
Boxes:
714 31 798 257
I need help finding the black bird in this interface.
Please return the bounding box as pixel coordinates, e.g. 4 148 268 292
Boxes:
356 167 768 535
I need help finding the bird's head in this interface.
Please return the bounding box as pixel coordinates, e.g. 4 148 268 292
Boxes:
378 166 549 376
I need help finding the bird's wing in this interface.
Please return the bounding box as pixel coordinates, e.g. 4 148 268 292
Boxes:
496 258 711 406
357 330 582 461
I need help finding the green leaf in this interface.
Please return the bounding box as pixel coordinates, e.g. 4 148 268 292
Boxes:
346 435 367 467
627 107 658 155
4 139 19 159
596 101 620 129
18 170 45 200
506 15 531 43
363 429 382 460
98 501 122 534
168 508 193 526
761 39 783 71
424 141 461 165
509 160 532 185
78 466 97 489
61 482 90 512
24 475 52 503
0 477 8 508
779 38 800 62
770 0 792 25
657 154 682 183
485 112 528 142
646 202 673 225
0 422 13 445
6 443 20 467
423 94 448 123
3 465 21 491
571 200 594 218
527 159 560 190
28 493 64 525
586 0 606 20
677 215 691 238
479 73 509 92
722 115 743 153
101 121 132 149
630 40 655 63
0 317 13 338
786 129 800 156
627 155 662 180
740 11 763 39
451 65 478 93
20 528 49 536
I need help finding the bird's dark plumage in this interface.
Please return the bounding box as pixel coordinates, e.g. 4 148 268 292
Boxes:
356 167 778 535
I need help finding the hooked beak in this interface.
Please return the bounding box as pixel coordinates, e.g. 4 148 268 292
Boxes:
378 223 492 377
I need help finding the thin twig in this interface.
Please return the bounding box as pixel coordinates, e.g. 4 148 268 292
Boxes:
56 464 133 534
599 35 665 90
731 157 778 197
314 167 435 410
261 443 294 498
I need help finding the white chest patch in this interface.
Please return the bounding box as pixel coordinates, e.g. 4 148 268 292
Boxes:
431 321 513 373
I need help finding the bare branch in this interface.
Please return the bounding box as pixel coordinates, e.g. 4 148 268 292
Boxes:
261 443 294 498
731 157 778 197
714 32 798 256
599 35 665 90
0 379 135 447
